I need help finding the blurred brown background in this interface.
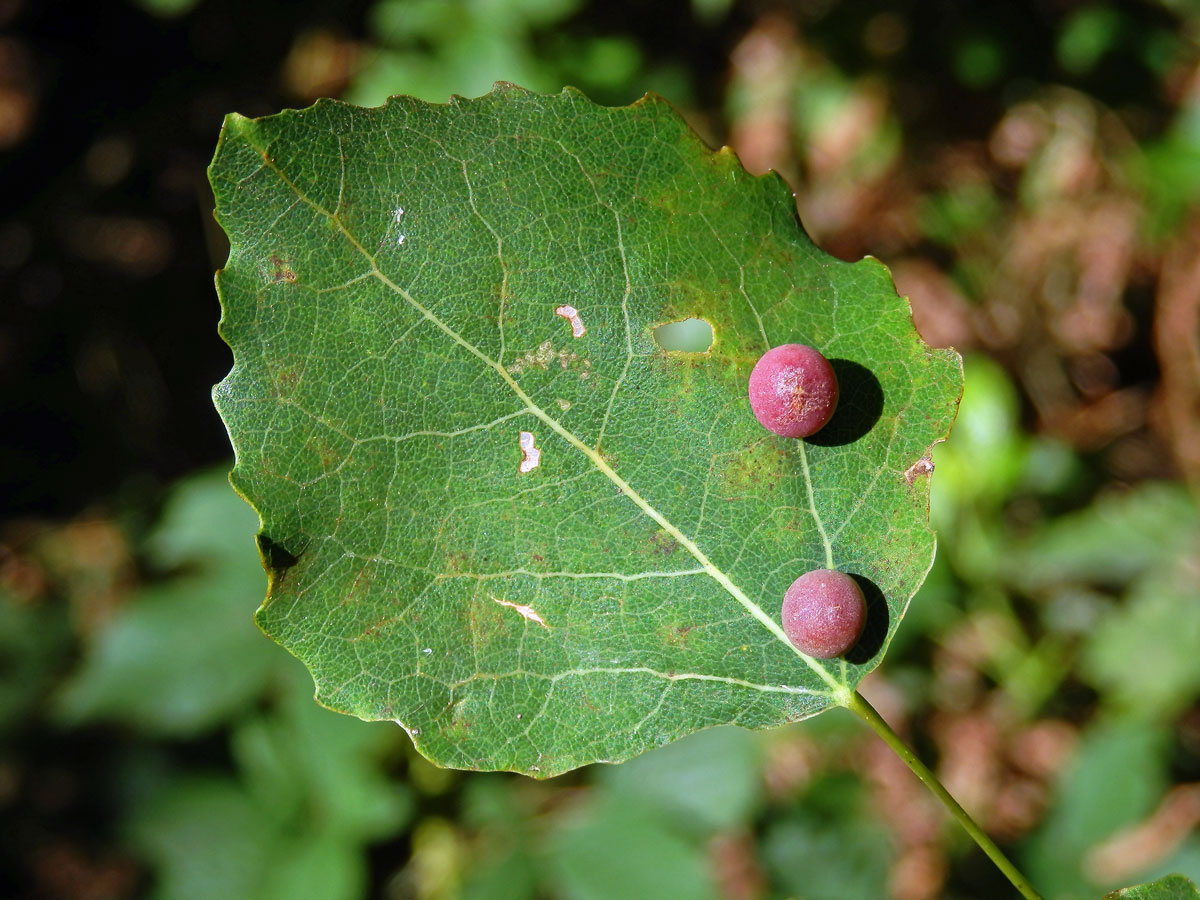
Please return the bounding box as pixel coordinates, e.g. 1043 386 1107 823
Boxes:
2 1 1199 899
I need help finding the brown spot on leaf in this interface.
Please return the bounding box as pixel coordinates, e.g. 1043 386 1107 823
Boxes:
649 528 678 556
464 597 505 648
662 622 696 648
441 697 475 742
346 565 375 602
354 614 389 639
904 453 935 485
269 254 297 284
274 366 301 397
256 534 300 587
305 434 343 472
722 440 788 496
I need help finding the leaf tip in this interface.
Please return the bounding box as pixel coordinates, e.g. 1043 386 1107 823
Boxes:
630 90 672 110
220 111 256 142
490 80 534 97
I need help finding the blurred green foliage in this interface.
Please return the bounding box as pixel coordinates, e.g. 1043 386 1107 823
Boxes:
9 353 1191 896
348 0 686 109
1029 722 1171 900
31 473 411 900
56 473 280 735
127 0 201 18
927 358 1200 895
6 0 1200 897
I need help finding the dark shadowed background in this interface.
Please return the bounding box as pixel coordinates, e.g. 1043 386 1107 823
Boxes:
2 1 1199 898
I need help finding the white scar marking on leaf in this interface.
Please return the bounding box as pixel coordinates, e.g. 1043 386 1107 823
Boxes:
435 567 707 583
556 398 571 411
555 304 586 338
449 666 833 697
518 431 540 473
397 234 406 246
507 341 578 374
490 595 549 628
394 208 406 246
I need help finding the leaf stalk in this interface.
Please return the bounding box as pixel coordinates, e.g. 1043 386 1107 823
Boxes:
844 690 1044 900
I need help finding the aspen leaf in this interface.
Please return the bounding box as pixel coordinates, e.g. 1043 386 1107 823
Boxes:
211 84 961 776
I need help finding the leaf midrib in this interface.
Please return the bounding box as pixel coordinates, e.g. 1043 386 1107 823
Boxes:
225 116 848 699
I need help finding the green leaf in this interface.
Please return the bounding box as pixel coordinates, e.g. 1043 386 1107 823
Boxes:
1081 563 1200 720
761 774 893 900
125 664 411 900
1105 875 1200 900
597 725 762 835
1012 482 1200 589
1027 722 1169 899
231 663 413 842
1057 6 1123 76
546 793 721 900
0 583 72 737
126 776 368 900
210 84 961 776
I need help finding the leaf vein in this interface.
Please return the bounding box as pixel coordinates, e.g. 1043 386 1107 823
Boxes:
236 128 848 698
448 666 833 697
434 567 708 583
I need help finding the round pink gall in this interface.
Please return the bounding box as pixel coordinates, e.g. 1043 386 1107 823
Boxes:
781 568 866 659
747 343 838 438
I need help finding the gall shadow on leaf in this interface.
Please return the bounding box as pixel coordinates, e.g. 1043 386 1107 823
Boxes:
804 360 883 447
843 574 889 664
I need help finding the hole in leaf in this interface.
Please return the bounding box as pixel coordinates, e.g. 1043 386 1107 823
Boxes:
653 318 714 352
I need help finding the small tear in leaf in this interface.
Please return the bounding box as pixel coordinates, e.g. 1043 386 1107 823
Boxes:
491 595 549 628
555 304 586 337
653 318 713 352
518 431 541 473
256 534 300 574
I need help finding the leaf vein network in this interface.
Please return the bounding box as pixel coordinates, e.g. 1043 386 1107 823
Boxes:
443 665 834 697
233 127 850 699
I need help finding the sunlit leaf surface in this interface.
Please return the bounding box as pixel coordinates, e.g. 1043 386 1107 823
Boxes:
211 84 961 775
